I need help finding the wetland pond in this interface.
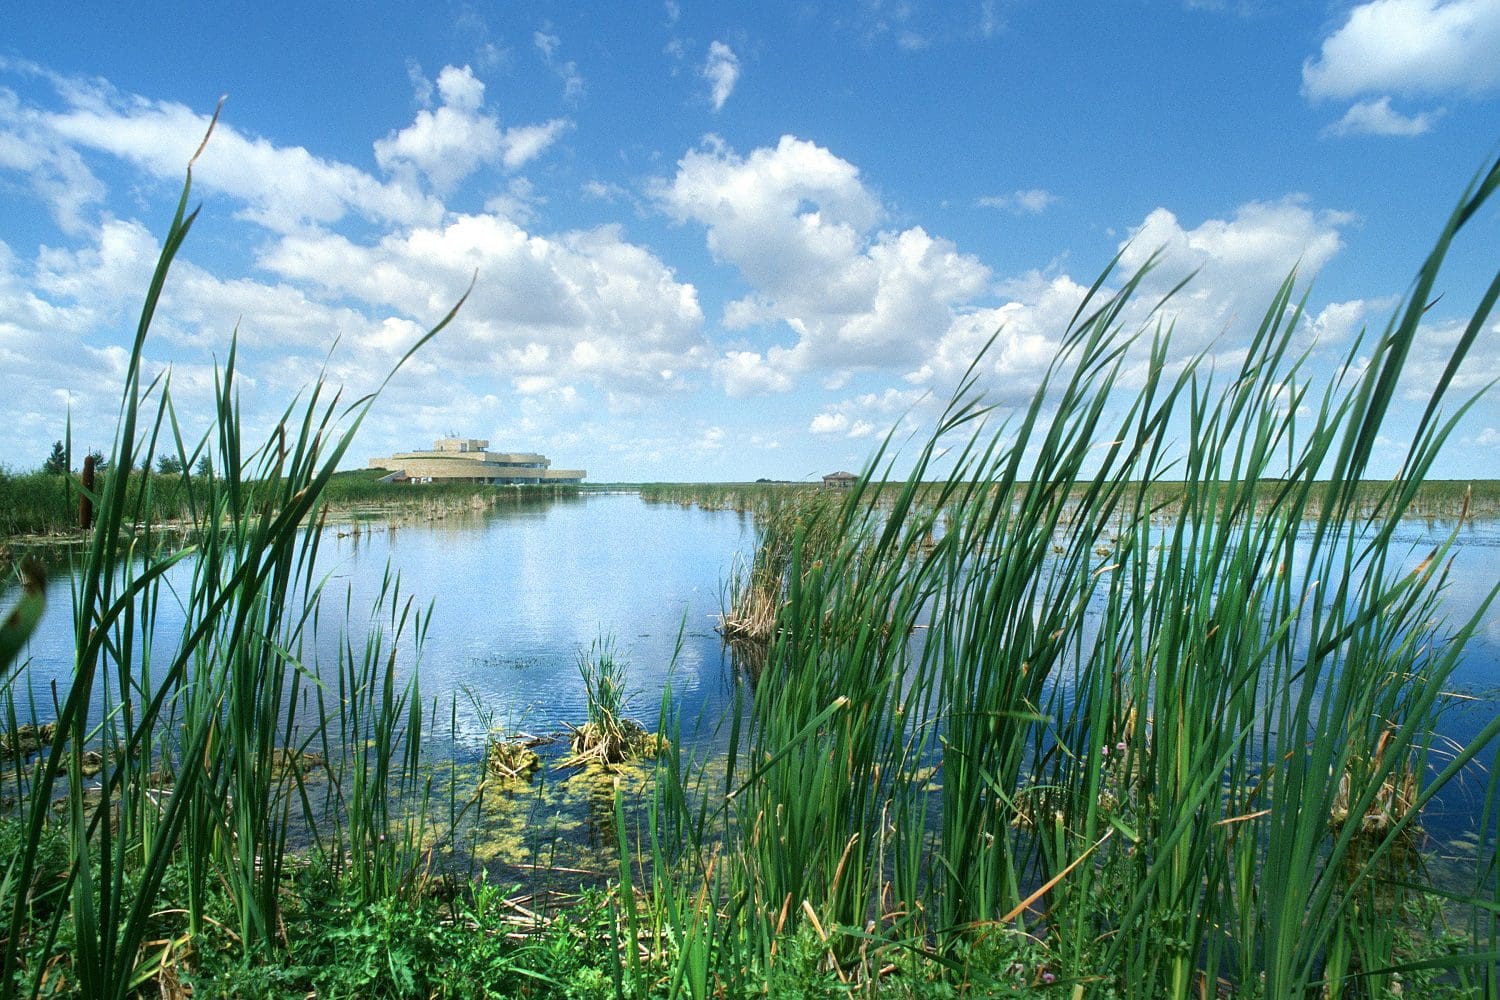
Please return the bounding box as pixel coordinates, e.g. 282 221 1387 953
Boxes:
11 491 758 877
10 490 1500 877
17 492 753 747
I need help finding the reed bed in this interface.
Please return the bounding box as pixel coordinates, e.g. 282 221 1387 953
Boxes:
0 466 578 552
0 466 205 541
718 491 843 648
0 147 489 996
642 477 1500 525
639 482 816 514
630 158 1500 998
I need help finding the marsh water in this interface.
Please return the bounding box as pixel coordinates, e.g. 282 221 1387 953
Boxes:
9 491 1500 865
12 492 754 749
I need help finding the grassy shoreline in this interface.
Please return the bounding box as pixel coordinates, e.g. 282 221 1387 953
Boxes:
7 473 1490 552
639 477 1500 520
0 468 580 553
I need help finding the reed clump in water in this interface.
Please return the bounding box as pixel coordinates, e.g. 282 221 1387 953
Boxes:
485 736 542 783
719 491 842 646
563 638 665 770
1329 728 1423 878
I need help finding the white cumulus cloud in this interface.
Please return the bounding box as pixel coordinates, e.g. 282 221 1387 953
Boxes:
1308 299 1372 344
1303 0 1500 141
716 349 795 396
259 215 710 394
375 65 569 193
809 412 849 434
809 387 925 440
912 197 1355 405
661 137 1355 411
498 119 571 169
1303 0 1500 100
658 135 989 389
908 273 1085 404
0 64 716 471
1322 96 1443 136
1116 196 1350 353
31 77 440 233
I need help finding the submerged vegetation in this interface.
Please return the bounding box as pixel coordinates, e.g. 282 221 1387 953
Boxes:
0 137 1496 998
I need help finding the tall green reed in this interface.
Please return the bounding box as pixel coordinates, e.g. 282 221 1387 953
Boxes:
0 120 465 996
720 490 842 650
312 569 433 906
641 156 1500 997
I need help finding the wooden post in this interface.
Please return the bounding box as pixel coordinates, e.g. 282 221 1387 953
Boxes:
80 454 95 530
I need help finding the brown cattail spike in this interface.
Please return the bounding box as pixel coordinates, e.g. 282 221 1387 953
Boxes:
80 454 96 530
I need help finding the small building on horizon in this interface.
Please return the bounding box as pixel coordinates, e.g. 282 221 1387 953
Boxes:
822 471 859 490
369 438 586 485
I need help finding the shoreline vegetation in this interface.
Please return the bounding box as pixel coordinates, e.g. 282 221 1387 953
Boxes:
4 472 1493 559
0 468 582 552
0 144 1498 998
637 477 1500 518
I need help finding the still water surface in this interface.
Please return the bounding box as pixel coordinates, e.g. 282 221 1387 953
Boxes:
321 492 755 753
13 493 1500 811
14 493 754 757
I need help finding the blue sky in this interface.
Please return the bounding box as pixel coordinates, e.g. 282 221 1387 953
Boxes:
2 1 1498 482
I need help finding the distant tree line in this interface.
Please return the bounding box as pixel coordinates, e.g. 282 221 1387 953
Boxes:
0 440 219 539
40 441 111 476
32 440 213 478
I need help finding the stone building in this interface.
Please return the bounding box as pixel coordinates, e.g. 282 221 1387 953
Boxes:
369 438 585 485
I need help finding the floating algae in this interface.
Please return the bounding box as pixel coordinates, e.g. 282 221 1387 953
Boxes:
448 743 669 887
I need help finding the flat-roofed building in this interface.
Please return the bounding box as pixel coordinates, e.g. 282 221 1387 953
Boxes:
369 438 586 485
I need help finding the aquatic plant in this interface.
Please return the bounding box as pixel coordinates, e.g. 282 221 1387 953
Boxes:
486 738 542 782
564 636 663 769
719 490 842 649
630 156 1500 998
0 117 467 995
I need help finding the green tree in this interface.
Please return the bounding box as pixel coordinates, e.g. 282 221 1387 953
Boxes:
194 455 212 478
155 454 184 475
86 450 109 472
43 441 67 475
